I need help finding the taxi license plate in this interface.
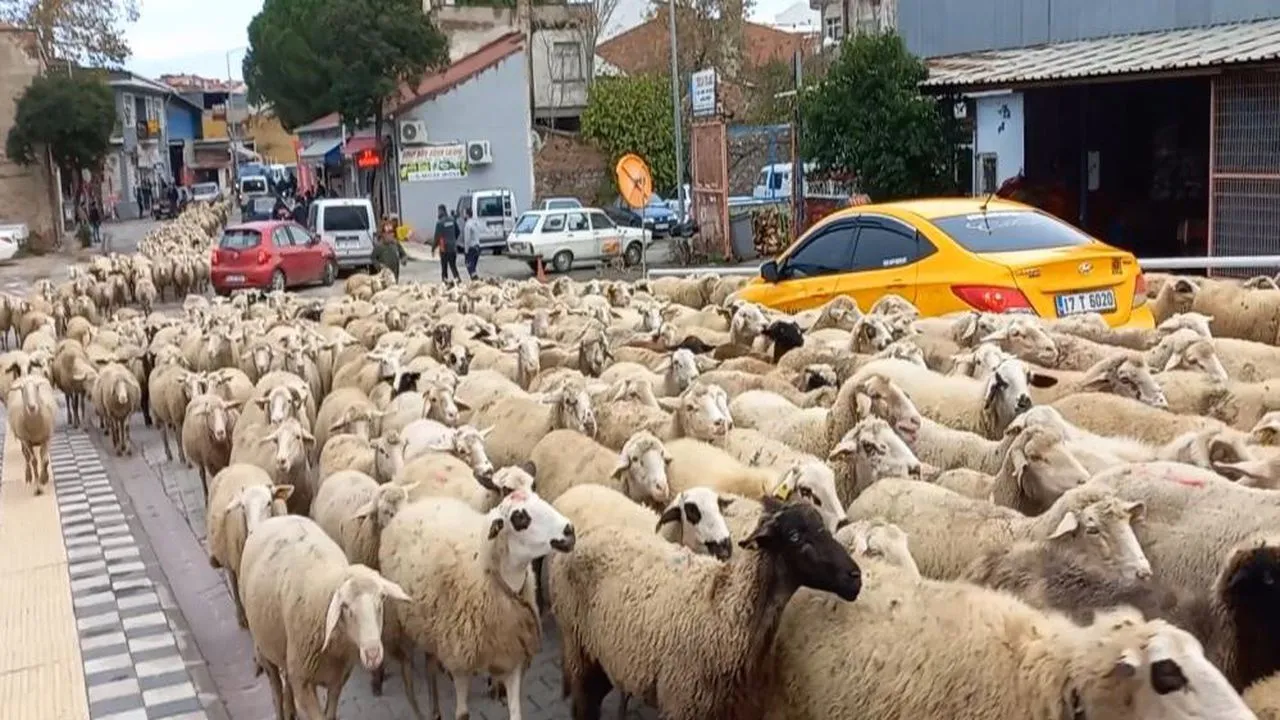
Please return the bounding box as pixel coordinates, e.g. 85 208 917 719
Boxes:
1055 289 1116 316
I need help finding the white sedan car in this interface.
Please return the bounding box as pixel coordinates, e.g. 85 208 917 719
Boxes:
505 208 648 273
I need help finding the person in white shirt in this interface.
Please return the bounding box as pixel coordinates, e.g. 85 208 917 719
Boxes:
463 208 484 280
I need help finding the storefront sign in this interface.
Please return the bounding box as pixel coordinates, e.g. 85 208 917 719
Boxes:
691 69 717 117
399 144 468 182
355 148 381 169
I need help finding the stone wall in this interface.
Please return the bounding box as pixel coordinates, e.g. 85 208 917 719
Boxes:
533 130 610 204
0 29 58 249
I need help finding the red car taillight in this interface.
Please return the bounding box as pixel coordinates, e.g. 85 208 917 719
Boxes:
951 285 1034 314
210 250 219 266
1132 273 1148 308
256 249 270 265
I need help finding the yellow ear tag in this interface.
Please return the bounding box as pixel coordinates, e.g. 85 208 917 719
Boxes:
772 481 794 501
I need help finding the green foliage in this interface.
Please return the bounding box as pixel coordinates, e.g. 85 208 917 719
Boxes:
744 59 795 126
243 0 340 130
1 0 139 67
581 75 676 194
244 0 449 132
5 71 114 179
801 33 958 201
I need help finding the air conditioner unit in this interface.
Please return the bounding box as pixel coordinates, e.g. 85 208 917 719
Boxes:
467 140 493 165
399 120 427 145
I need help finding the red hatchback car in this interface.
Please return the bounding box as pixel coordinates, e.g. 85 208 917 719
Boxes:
211 220 338 295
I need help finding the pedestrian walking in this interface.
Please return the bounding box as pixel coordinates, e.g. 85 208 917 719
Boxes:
88 200 102 246
434 204 461 283
372 228 402 282
134 185 143 218
463 207 483 280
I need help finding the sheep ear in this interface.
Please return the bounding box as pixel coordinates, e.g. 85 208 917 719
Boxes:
455 399 471 412
379 578 411 603
1048 511 1079 539
1161 353 1181 373
657 397 680 412
853 389 873 419
1027 372 1058 389
1123 500 1146 523
300 428 316 446
478 425 495 439
610 452 629 479
978 328 1009 343
655 504 682 530
828 439 856 462
322 583 347 651
224 494 244 513
353 499 378 519
271 485 294 502
1009 446 1030 487
328 411 353 432
487 517 505 539
716 495 732 511
739 511 781 550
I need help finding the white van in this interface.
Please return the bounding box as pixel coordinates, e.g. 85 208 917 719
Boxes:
456 188 517 253
752 162 817 201
307 198 376 270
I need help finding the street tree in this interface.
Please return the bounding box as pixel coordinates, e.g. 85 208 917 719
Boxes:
243 0 334 131
5 70 114 224
801 32 959 201
0 0 139 67
581 74 676 193
315 0 449 212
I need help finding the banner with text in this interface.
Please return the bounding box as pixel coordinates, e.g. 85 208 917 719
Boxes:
399 144 469 182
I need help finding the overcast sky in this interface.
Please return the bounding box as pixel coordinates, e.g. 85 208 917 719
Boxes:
124 0 801 80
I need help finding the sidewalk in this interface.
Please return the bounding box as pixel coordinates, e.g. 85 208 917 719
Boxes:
0 427 89 720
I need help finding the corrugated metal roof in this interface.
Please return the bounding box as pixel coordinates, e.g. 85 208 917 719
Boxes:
923 17 1280 89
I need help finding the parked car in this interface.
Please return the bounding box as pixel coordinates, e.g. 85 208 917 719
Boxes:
191 182 221 204
0 224 23 261
307 198 376 271
210 220 337 295
505 208 648 273
615 196 678 237
602 205 644 229
735 197 1155 329
540 197 583 210
456 188 517 254
242 194 278 222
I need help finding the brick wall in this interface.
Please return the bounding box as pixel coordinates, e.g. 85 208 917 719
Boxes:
0 30 58 249
533 130 610 204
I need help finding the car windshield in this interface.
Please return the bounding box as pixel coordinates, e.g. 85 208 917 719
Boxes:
513 214 540 234
193 183 218 196
321 206 370 232
241 178 267 194
220 229 260 249
931 210 1095 253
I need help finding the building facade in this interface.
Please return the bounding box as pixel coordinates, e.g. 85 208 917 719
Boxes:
391 33 535 240
107 72 175 220
0 28 58 246
905 1 1280 264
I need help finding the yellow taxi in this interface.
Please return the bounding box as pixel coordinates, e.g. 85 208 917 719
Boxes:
735 197 1154 329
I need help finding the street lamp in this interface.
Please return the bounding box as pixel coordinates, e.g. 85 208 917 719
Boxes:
225 46 248 193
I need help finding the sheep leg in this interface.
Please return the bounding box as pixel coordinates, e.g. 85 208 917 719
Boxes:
228 571 248 628
426 656 443 720
321 666 351 719
174 423 190 465
158 424 174 461
399 650 426 720
39 445 50 488
259 656 288 720
450 671 470 720
566 653 610 720
371 664 385 696
501 668 524 720
20 443 32 485
123 422 133 456
288 672 324 720
198 467 209 499
616 693 629 720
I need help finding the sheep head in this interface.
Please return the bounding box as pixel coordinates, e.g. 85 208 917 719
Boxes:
322 566 410 671
829 417 926 492
834 519 919 578
658 382 732 441
849 314 894 353
1046 494 1150 581
980 317 1058 366
738 499 861 601
768 460 848 532
1080 355 1167 408
846 372 921 445
485 489 576 571
1000 423 1089 515
611 431 671 508
656 487 734 560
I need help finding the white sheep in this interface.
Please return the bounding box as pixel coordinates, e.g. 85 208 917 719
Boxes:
238 515 409 720
467 381 597 468
400 419 496 480
553 483 735 559
529 428 671 508
204 463 292 627
593 381 732 451
181 393 240 494
228 416 315 515
310 470 411 569
848 480 1150 581
91 361 141 455
379 490 576 720
7 373 55 493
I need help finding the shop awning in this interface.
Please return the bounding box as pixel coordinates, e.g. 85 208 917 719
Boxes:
299 138 342 164
342 135 379 157
923 17 1280 91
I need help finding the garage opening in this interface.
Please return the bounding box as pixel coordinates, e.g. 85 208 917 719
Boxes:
1020 77 1210 262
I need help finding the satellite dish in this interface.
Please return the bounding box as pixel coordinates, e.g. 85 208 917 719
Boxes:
615 154 653 210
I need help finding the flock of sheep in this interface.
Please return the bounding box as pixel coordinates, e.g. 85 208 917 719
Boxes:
4 199 1280 720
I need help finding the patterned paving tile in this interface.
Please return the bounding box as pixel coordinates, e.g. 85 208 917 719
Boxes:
50 431 210 720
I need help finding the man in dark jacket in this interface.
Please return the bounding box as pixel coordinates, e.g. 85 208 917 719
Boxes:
434 204 461 283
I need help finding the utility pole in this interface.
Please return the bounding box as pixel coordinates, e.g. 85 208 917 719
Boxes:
790 49 804 239
667 0 685 221
226 48 245 196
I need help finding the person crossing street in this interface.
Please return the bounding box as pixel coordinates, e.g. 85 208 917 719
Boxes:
463 207 483 280
434 204 461 283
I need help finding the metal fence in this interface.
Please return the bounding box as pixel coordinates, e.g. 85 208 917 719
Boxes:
1209 71 1280 276
646 255 1280 278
